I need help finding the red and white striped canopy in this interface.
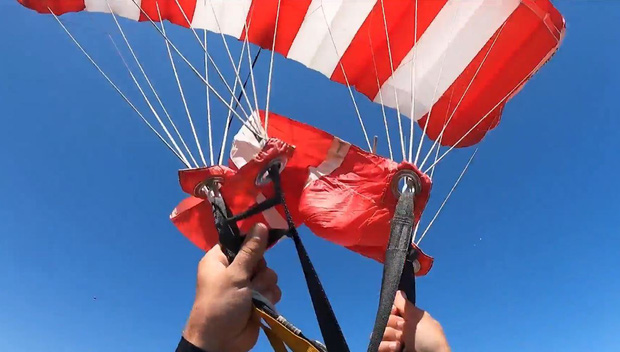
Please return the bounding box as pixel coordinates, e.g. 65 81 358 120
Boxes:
20 0 565 147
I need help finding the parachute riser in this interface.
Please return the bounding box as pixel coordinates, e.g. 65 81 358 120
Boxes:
367 173 421 352
200 163 349 352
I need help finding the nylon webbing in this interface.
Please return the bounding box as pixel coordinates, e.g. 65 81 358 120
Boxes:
208 164 349 352
269 167 350 352
366 192 417 352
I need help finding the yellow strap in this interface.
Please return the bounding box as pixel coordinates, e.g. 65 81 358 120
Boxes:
261 324 289 352
255 307 321 352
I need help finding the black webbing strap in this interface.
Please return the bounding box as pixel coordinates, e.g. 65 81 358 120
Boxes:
209 165 350 352
366 192 417 352
269 168 350 352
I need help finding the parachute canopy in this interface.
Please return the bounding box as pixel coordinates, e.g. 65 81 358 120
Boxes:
19 0 565 147
172 111 434 275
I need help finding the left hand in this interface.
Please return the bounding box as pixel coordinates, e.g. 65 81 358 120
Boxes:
183 224 282 352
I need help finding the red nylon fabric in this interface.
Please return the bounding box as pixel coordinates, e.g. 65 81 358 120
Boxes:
417 1 565 147
330 0 447 98
171 111 434 274
18 0 565 149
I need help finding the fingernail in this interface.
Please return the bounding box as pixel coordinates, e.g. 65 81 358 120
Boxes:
397 319 404 329
390 342 400 351
401 291 407 299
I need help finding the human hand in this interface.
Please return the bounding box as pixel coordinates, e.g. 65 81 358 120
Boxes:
379 291 450 352
183 224 282 352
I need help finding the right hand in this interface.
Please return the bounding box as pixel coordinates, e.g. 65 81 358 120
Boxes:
379 291 450 352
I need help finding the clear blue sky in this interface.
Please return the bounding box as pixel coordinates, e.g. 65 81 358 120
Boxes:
1 1 619 351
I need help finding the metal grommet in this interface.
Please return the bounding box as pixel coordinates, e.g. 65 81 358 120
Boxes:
195 176 223 199
255 157 287 186
391 170 422 198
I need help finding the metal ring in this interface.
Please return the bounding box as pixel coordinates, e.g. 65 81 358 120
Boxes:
391 170 422 198
255 157 287 186
194 176 223 198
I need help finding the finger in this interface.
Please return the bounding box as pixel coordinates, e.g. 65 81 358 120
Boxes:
230 224 268 279
251 267 278 293
378 341 402 352
387 315 405 330
253 258 267 277
381 327 403 342
262 286 282 305
393 290 408 315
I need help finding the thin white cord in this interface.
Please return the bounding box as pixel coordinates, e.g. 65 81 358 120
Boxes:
50 12 189 167
264 0 283 135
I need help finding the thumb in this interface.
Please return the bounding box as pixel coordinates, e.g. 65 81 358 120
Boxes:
230 223 268 279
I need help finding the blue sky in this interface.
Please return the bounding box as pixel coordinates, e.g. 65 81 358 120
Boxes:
1 1 619 351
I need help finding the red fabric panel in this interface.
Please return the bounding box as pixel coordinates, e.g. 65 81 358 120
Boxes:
419 1 565 147
331 0 447 98
170 196 216 251
241 0 312 57
139 0 197 27
300 144 432 267
18 0 85 14
172 112 435 276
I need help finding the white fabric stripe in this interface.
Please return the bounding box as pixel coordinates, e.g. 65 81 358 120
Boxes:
191 0 252 38
85 0 142 21
305 138 350 187
230 112 264 169
375 0 520 121
287 0 376 76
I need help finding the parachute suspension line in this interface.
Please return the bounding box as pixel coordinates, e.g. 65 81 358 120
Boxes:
424 60 544 174
158 6 207 167
244 19 263 134
48 12 189 167
419 22 507 170
172 0 254 120
204 29 214 165
217 39 252 165
413 2 462 167
109 36 196 168
107 3 197 167
416 149 477 245
368 32 394 160
128 0 263 141
380 0 406 161
319 2 372 152
407 0 419 163
264 0 283 135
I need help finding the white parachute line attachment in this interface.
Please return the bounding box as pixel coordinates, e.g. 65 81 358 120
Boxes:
368 31 394 160
218 36 250 165
157 5 207 167
204 29 214 165
413 2 462 168
244 20 262 132
319 1 372 152
264 0 283 135
108 35 196 168
416 148 478 245
172 0 254 120
380 0 406 161
428 139 442 180
407 0 419 163
425 44 552 174
106 2 197 167
419 22 507 171
204 0 257 116
48 12 189 167
423 62 541 174
127 0 263 140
